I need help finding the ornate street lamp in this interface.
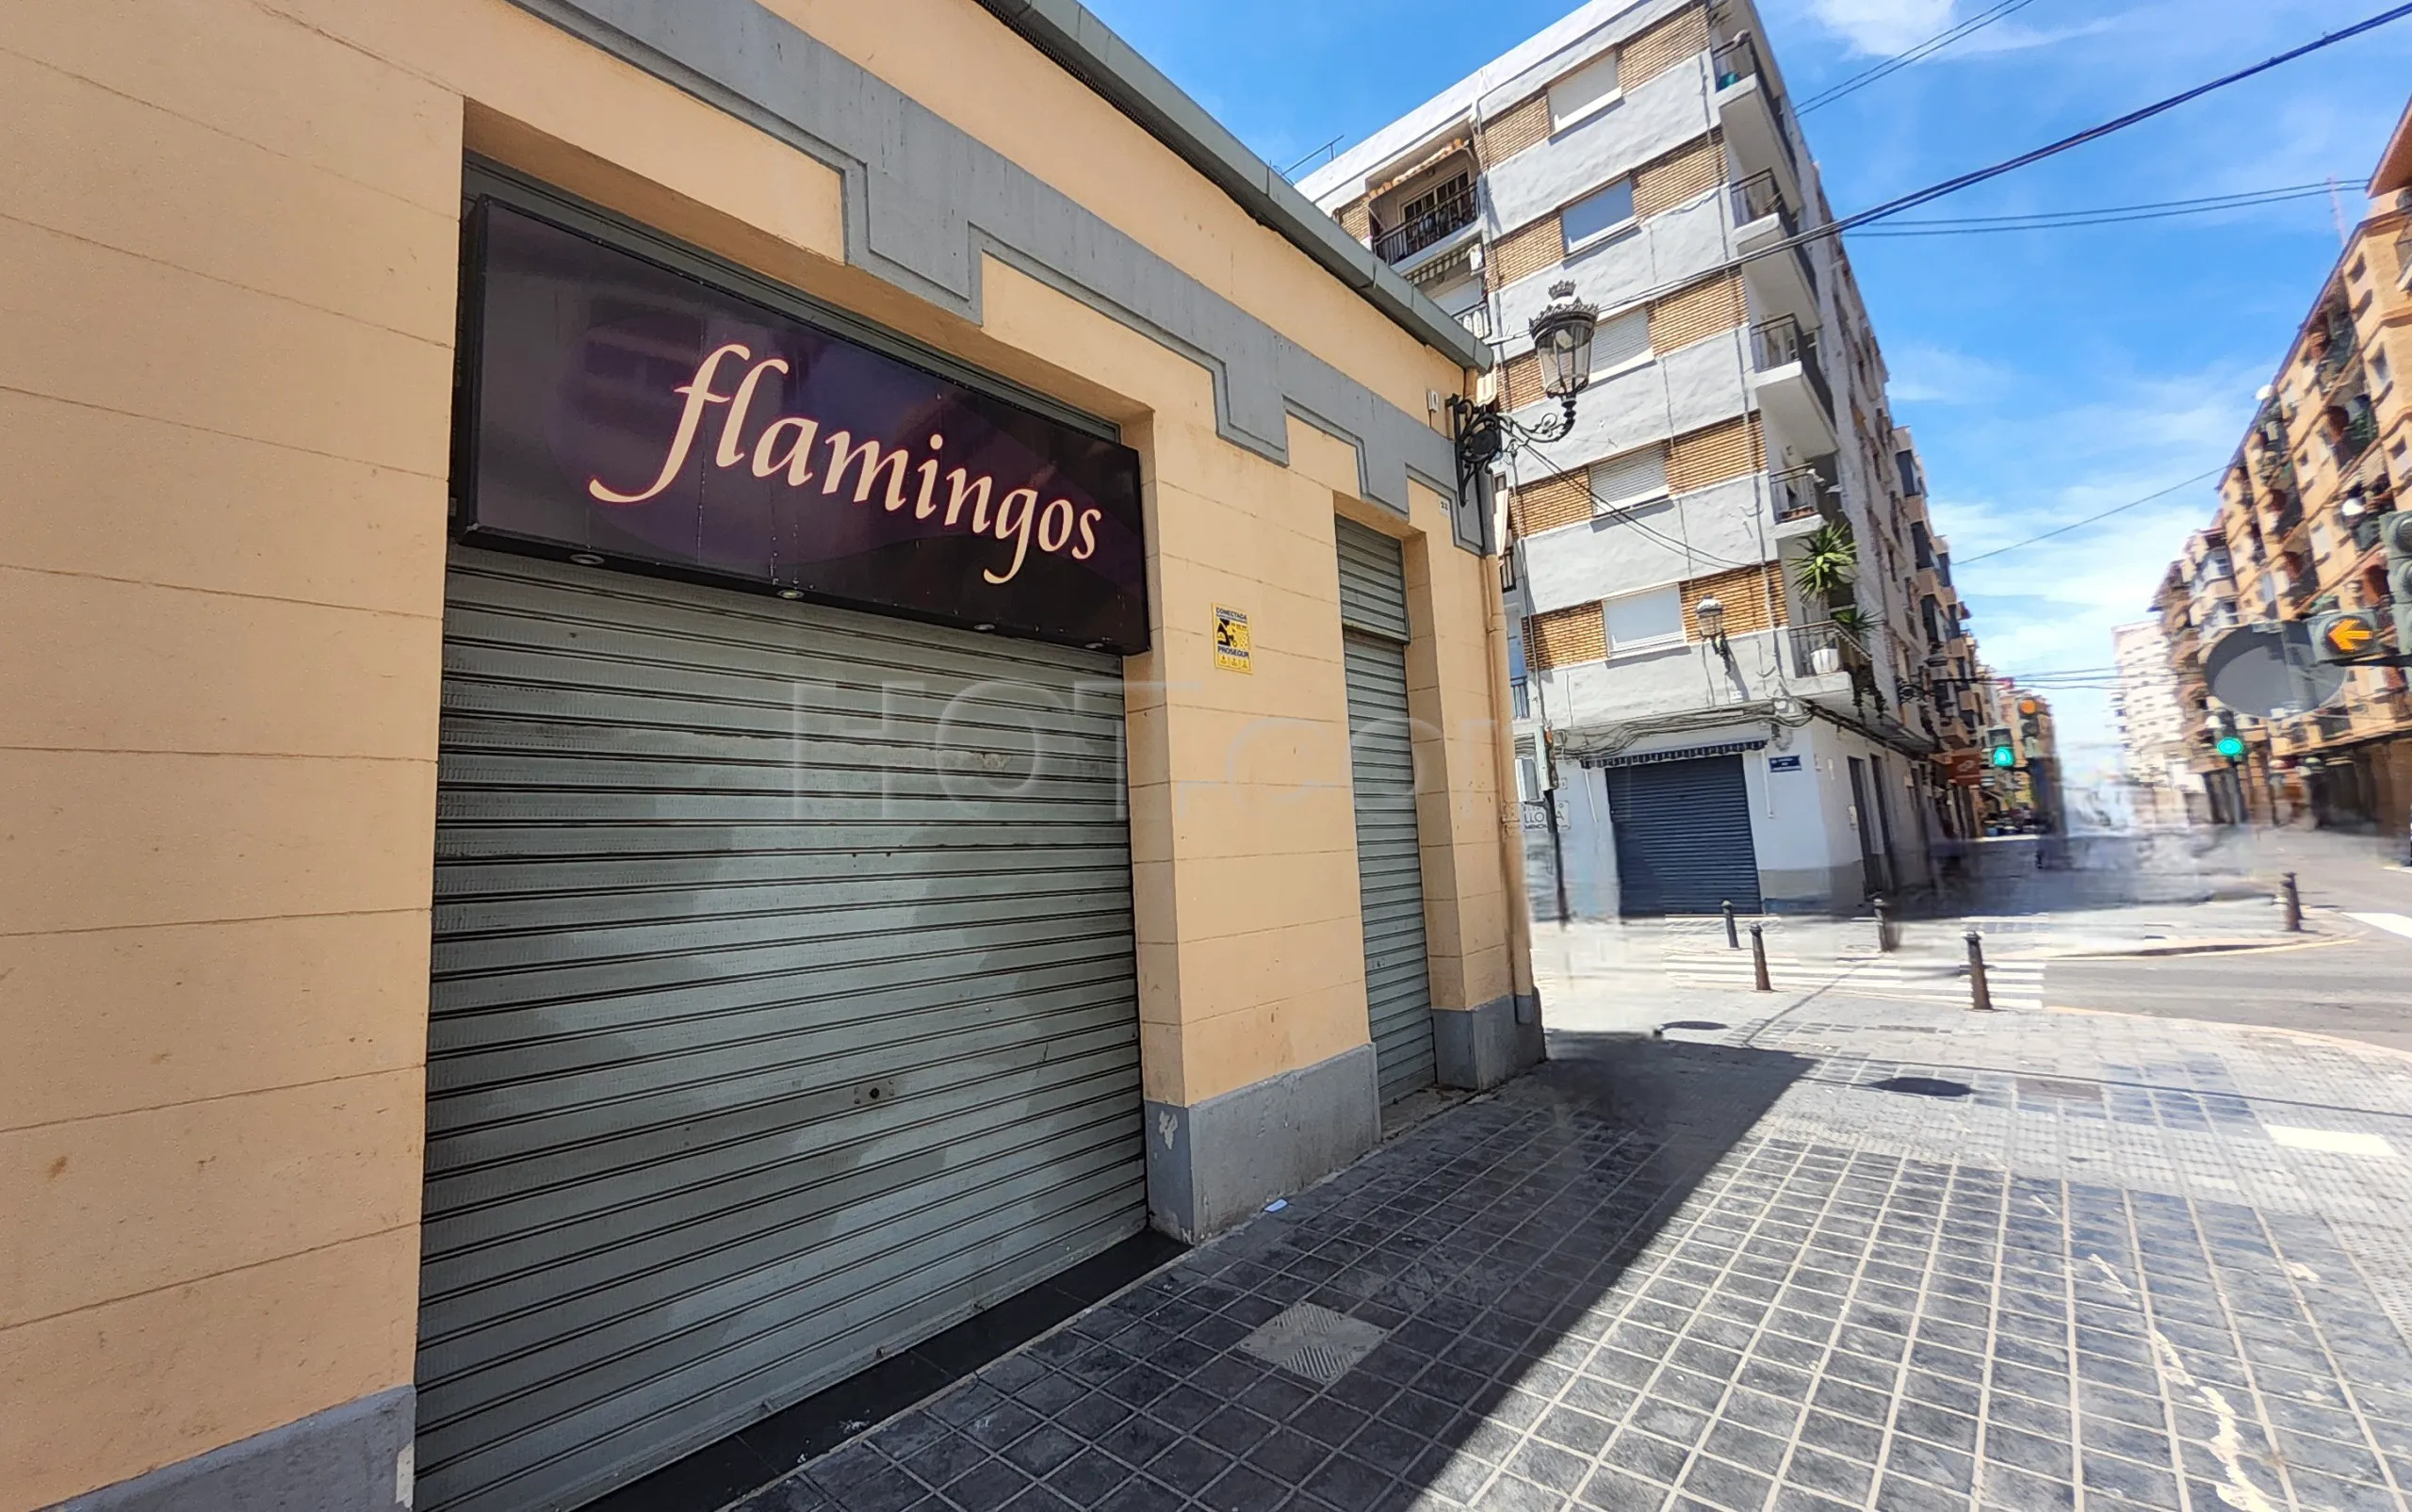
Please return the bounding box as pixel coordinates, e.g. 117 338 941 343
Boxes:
1448 280 1601 494
1694 594 1728 652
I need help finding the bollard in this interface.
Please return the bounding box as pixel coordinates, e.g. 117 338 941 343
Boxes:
1965 929 1993 1013
1750 923 1772 992
2282 871 2303 933
1723 900 1739 950
1873 895 1897 953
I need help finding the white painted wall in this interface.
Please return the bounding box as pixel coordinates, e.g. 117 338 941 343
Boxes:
1481 60 1715 239
1519 475 1772 613
1492 191 1733 363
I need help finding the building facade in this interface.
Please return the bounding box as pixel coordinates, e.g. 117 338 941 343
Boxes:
0 6 1541 1512
2159 101 2412 832
1303 0 1981 919
2110 619 2202 823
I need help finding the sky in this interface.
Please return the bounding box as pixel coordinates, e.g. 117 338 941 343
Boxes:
1078 0 2412 777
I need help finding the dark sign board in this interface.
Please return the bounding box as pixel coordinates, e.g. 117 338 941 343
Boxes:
1768 755 1802 772
455 199 1149 653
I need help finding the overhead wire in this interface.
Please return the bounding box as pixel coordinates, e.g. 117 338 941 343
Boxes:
1796 0 2044 115
1953 466 2226 564
1848 182 2345 236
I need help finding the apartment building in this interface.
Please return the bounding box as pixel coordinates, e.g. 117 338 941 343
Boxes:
2158 99 2412 832
1304 0 1980 916
2110 619 2201 825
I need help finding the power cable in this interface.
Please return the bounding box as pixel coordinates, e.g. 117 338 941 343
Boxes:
1796 0 2044 115
1849 182 2343 236
1954 466 2226 564
1540 6 2412 333
1518 436 1762 571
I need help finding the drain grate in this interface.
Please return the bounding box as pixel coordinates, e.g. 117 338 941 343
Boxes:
2015 1076 2103 1103
1235 1302 1388 1385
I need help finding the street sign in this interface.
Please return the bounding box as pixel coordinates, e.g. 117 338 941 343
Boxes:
1939 749 1985 786
2310 608 2383 663
2215 735 2246 759
2202 622 2345 720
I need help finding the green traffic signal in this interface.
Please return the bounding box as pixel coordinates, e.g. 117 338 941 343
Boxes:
1989 744 2015 769
2216 735 2246 759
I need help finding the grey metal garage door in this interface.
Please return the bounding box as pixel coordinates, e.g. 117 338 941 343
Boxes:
1336 520 1436 1103
1606 755 1763 916
415 550 1145 1512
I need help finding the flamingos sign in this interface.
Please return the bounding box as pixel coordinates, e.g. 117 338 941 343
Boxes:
454 200 1149 653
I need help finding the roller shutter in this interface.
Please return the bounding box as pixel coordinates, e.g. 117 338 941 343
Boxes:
1335 521 1437 1102
415 550 1145 1512
1606 755 1762 915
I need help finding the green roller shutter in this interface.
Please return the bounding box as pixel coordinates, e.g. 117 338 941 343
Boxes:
1335 520 1437 1103
415 550 1145 1512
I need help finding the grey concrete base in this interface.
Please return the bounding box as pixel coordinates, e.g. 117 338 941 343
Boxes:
1433 993 1545 1090
1143 1044 1380 1243
1759 860 1865 916
45 1386 414 1512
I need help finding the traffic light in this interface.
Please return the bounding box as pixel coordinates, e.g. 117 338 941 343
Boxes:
2015 696 2044 745
2386 511 2412 652
2311 608 2385 664
1990 744 2016 769
2215 734 2246 760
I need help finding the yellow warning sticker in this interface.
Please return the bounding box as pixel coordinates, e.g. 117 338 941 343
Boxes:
1214 605 1252 674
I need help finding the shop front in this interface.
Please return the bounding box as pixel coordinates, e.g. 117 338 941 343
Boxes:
2 4 1538 1511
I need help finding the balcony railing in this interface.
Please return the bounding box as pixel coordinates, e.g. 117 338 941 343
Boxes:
1730 171 1818 295
1371 176 1476 267
1770 464 1829 523
1788 621 1868 679
2338 404 2380 463
1752 316 1834 420
2270 496 2305 538
1454 301 1491 340
2284 573 2317 605
2354 512 2386 554
1711 36 1801 172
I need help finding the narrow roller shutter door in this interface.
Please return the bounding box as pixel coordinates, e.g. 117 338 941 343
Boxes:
1606 756 1762 915
1334 520 1437 1102
415 550 1145 1512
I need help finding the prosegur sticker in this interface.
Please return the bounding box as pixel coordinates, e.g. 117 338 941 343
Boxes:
1214 605 1252 673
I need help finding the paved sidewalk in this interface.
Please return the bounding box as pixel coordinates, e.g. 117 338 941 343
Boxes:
732 979 2412 1512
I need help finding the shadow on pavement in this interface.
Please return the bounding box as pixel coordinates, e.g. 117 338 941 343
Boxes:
777 1032 1818 1510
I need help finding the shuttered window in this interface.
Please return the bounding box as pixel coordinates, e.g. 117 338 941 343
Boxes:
1590 308 1653 377
1549 54 1622 130
1605 585 1684 653
1590 445 1669 512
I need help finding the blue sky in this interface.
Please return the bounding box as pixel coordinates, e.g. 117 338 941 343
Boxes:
1082 0 2412 774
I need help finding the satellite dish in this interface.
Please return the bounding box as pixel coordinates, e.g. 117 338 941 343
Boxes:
2202 622 2345 720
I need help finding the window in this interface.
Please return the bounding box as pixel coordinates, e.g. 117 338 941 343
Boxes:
2311 521 2330 559
1589 308 1652 377
1605 585 1684 652
1548 54 1622 131
1589 445 1668 513
1561 179 1636 252
2375 347 2394 391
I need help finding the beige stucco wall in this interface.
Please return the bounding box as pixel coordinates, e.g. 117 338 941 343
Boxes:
0 2 1513 1505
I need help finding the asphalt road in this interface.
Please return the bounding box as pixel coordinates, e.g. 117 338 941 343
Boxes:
2046 916 2412 1054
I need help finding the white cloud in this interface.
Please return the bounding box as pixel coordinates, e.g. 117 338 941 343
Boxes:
1803 0 1955 56
1884 342 2014 404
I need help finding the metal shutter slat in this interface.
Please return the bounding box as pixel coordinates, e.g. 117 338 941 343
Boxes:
416 550 1145 1512
1605 756 1762 915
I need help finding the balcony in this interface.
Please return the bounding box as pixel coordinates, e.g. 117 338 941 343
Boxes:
2353 511 2386 555
1749 316 1835 451
2269 495 2305 540
1788 620 1868 682
1731 171 1817 323
1370 175 1477 269
1712 34 1801 190
2332 401 2380 465
1770 461 1837 537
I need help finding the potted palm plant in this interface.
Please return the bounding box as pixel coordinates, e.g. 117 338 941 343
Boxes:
1794 523 1856 675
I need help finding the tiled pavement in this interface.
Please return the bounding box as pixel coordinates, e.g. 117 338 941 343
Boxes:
732 996 2412 1512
